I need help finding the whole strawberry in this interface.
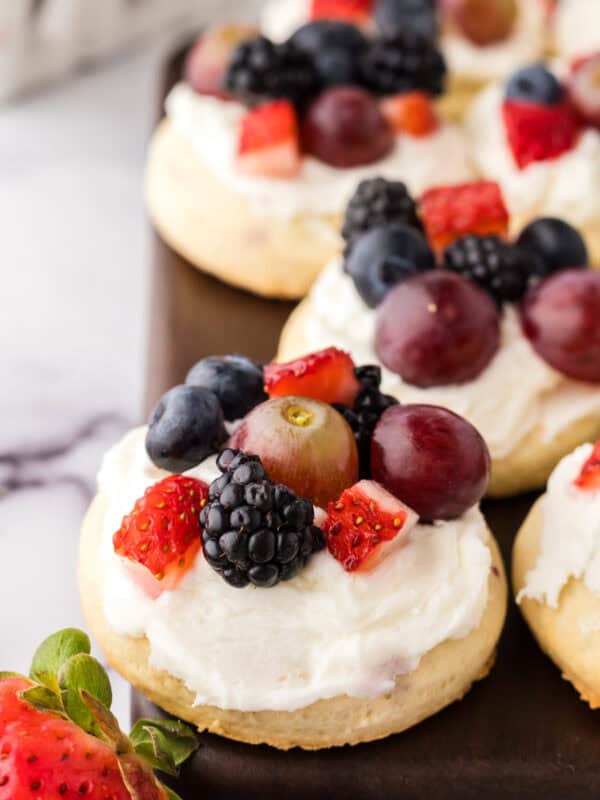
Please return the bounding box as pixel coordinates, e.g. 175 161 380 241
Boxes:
0 629 197 799
113 475 209 599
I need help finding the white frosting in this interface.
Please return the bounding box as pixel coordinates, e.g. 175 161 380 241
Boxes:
260 0 545 80
443 0 546 81
300 259 600 461
554 0 600 60
166 83 475 220
518 444 600 611
98 427 492 713
466 83 600 227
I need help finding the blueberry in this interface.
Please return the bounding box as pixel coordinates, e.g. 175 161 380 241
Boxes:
344 223 435 308
505 64 563 105
290 21 368 87
145 385 227 472
186 355 266 421
374 0 437 40
516 218 589 277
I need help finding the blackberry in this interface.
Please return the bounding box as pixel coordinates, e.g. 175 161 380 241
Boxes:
224 35 320 108
443 235 533 305
342 178 422 252
360 33 446 97
200 449 325 588
334 366 398 479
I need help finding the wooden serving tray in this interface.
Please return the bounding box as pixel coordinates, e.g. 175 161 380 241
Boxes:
135 46 600 800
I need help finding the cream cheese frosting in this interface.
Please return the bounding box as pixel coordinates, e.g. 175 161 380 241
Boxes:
165 83 475 220
298 259 600 462
518 443 600 612
553 0 600 61
260 0 545 80
98 426 492 713
466 83 600 227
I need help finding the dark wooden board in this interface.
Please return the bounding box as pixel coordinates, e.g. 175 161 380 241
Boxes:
135 46 600 800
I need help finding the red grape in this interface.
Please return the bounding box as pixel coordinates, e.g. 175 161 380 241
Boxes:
371 404 491 520
230 397 359 507
375 271 500 387
520 269 600 383
302 87 394 168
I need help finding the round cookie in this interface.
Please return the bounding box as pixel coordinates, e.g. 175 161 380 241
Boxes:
145 119 342 300
80 492 507 751
276 296 600 499
513 498 600 709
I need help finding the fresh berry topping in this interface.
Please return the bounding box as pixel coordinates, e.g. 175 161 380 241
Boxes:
380 91 439 137
443 235 534 305
371 404 491 520
310 0 375 23
290 20 369 88
342 178 422 251
375 271 500 386
323 480 418 572
0 630 197 800
502 100 579 169
200 450 325 588
521 269 600 383
113 475 208 598
505 64 564 105
516 217 588 277
374 0 438 39
360 33 446 97
231 397 359 507
224 35 319 108
186 355 266 421
574 441 600 491
447 0 517 46
420 180 509 252
146 385 227 473
237 100 302 179
568 52 600 129
265 346 361 406
302 87 394 168
334 365 398 478
344 223 436 308
184 24 257 98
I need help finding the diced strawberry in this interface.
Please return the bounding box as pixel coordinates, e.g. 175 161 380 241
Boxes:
502 100 579 170
113 475 208 599
265 347 361 406
185 24 257 99
574 441 600 491
323 480 418 572
420 180 509 252
310 0 375 23
237 100 302 179
380 91 439 138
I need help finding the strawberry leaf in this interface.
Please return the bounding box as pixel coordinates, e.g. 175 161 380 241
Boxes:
118 753 166 800
130 719 198 772
30 628 90 692
163 787 184 800
0 671 26 680
19 685 66 717
80 690 131 753
59 653 112 736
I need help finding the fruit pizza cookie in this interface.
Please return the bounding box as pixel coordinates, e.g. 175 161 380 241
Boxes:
79 353 506 749
466 62 600 265
514 440 600 709
145 12 474 299
278 178 600 496
261 0 549 119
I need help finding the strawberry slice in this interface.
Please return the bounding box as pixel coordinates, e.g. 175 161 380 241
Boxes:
502 100 579 170
237 100 302 179
568 52 600 130
310 0 375 23
323 480 418 572
381 92 439 138
265 347 361 406
420 180 509 252
113 475 208 598
574 441 600 491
